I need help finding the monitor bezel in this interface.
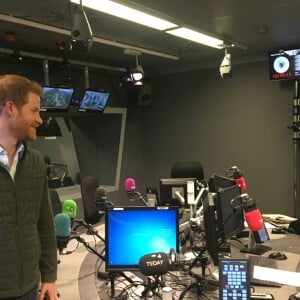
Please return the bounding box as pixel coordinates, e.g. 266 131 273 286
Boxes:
40 86 74 112
105 206 179 272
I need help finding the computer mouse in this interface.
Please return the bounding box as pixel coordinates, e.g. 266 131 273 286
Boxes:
268 251 287 260
271 227 286 234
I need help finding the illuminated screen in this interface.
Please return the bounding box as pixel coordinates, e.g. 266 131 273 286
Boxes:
269 48 300 80
41 86 74 111
105 207 179 271
79 89 110 112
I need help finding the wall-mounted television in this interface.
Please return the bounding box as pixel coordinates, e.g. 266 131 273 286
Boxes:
105 206 179 272
40 86 74 112
78 89 110 112
269 47 300 80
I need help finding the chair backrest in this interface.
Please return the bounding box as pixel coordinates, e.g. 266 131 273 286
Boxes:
170 161 205 182
49 188 62 216
80 176 102 225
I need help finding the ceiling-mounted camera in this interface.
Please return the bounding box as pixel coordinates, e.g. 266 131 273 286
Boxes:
70 2 93 52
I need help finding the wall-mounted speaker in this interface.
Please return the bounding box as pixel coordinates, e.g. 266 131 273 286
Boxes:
137 84 152 107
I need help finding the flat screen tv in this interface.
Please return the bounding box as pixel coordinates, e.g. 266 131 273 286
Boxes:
269 47 300 80
40 86 74 112
78 89 110 112
105 206 179 272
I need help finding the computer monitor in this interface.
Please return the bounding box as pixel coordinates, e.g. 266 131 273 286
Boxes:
203 185 244 266
105 206 179 272
215 184 245 243
202 192 220 266
78 89 110 112
40 86 74 112
159 178 197 208
208 173 236 193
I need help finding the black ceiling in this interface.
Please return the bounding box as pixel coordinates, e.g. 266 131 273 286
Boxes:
0 0 299 76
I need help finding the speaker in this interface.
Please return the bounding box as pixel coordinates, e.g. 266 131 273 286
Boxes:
137 84 152 107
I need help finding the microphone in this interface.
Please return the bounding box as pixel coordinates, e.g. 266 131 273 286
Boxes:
243 197 264 231
54 213 71 251
139 252 170 276
138 249 191 276
124 177 148 205
124 177 135 193
62 199 77 219
94 186 114 211
227 165 247 191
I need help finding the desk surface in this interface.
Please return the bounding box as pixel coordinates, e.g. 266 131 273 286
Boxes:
56 223 300 299
229 229 300 299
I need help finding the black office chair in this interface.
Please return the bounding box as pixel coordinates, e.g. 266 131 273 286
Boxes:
80 176 103 225
49 188 62 216
170 161 205 182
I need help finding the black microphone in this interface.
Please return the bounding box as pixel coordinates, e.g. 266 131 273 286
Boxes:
139 252 170 276
94 186 114 210
138 249 191 276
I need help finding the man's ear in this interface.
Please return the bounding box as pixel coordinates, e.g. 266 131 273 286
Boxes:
4 100 16 115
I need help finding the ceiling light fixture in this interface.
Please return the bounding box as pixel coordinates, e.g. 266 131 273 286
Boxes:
70 0 230 49
131 55 144 85
132 57 144 81
124 49 144 85
70 0 177 31
219 47 232 78
166 27 224 49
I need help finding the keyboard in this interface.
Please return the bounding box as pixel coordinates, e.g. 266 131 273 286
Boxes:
249 255 282 287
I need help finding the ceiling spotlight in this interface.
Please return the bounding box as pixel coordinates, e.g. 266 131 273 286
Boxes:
71 0 93 51
131 55 144 83
219 47 232 79
132 64 144 81
133 80 143 86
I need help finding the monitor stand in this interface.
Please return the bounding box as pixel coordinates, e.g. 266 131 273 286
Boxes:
240 231 272 255
99 272 129 300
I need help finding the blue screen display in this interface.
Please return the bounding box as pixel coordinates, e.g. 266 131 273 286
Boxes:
105 207 179 271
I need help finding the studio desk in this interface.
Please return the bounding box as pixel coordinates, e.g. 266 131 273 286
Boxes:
56 219 300 300
227 222 300 300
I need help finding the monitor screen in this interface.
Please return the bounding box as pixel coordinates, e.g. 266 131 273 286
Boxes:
269 48 300 80
79 89 110 112
159 178 197 207
40 86 74 111
105 206 179 272
215 185 244 243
